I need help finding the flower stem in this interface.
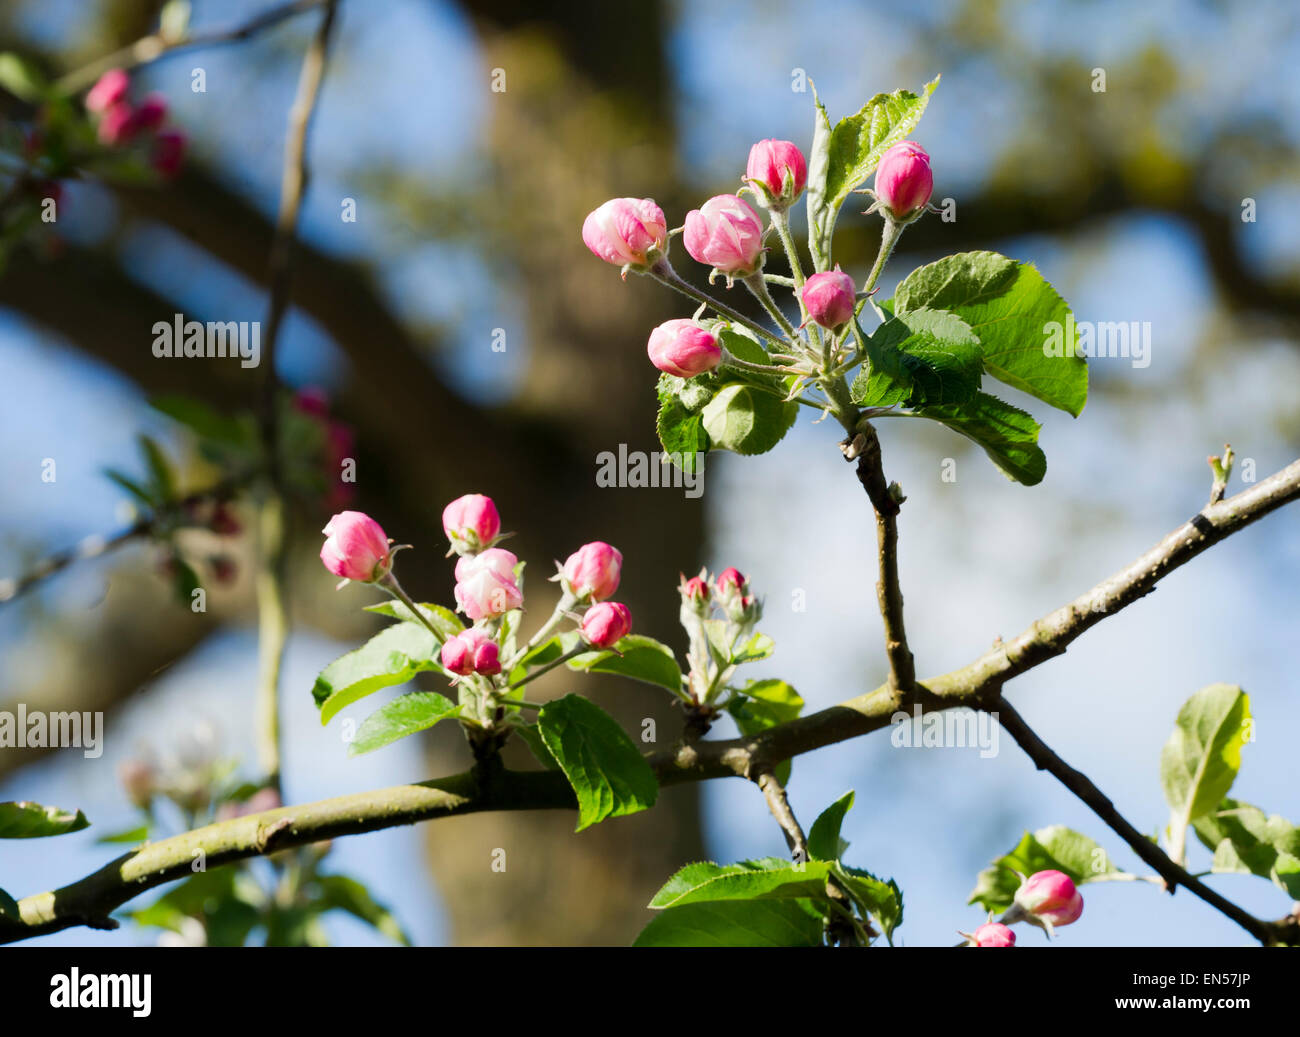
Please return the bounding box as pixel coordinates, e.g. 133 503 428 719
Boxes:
863 217 906 298
743 272 802 343
650 261 786 351
381 574 447 646
507 643 587 692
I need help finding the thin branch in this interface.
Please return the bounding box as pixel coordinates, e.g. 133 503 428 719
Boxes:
755 769 808 862
253 0 339 796
995 698 1283 945
3 458 1298 944
56 0 328 94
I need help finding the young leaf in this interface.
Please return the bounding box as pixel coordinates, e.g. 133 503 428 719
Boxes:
968 825 1124 913
150 394 250 447
137 434 178 502
96 824 151 845
808 789 855 862
312 623 443 725
566 634 683 694
916 391 1046 485
0 801 90 838
634 898 825 947
894 251 1088 416
816 77 940 256
656 374 711 473
348 691 461 756
725 680 803 785
1193 798 1299 899
103 468 156 508
700 383 798 456
851 306 982 408
648 857 835 908
1161 684 1250 864
537 694 658 831
363 600 463 639
804 82 836 271
316 874 411 945
834 863 904 942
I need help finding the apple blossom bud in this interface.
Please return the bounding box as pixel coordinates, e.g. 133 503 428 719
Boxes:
97 102 138 146
441 628 502 676
151 129 187 178
118 759 155 810
454 549 523 620
85 68 129 113
683 194 764 276
561 541 623 602
647 319 722 378
582 197 669 274
715 566 760 624
874 141 933 220
442 493 501 554
801 268 856 330
968 922 1016 947
745 139 807 208
582 601 632 649
320 511 393 583
133 92 169 131
679 572 710 613
1012 870 1084 931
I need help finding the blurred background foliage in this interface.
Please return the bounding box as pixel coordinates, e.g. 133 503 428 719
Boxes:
0 0 1297 946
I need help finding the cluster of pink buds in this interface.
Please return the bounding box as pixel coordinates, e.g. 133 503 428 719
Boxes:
293 387 357 511
84 68 187 177
713 567 760 625
677 566 763 707
968 870 1083 943
441 628 502 677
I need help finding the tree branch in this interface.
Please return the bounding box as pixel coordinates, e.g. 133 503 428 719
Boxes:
3 457 1297 944
995 698 1289 945
754 769 808 862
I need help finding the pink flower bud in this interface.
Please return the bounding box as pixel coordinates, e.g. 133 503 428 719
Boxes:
582 601 632 649
441 628 502 676
715 567 747 595
745 139 807 207
134 92 169 131
679 573 710 608
454 550 523 620
969 922 1016 947
97 102 138 146
85 68 130 113
151 128 187 177
801 268 856 330
1013 870 1083 930
683 194 764 276
320 511 392 583
442 493 501 554
874 141 933 220
118 759 155 810
561 541 623 602
582 197 669 272
647 319 722 378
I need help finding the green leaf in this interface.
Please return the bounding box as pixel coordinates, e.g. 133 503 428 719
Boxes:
0 53 49 102
917 391 1047 485
1160 684 1250 864
0 887 20 919
537 695 658 831
726 679 802 785
851 307 982 408
968 825 1124 913
97 824 150 845
835 863 904 941
509 720 561 770
348 691 461 756
316 874 410 945
312 623 444 725
150 395 250 447
808 790 855 862
804 82 836 271
0 801 90 838
566 634 683 694
1193 799 1300 899
634 898 825 947
171 557 201 605
813 77 940 261
700 383 798 457
894 251 1088 417
103 468 156 507
128 867 260 947
656 375 711 473
137 434 177 502
507 631 582 687
363 600 464 639
648 857 834 908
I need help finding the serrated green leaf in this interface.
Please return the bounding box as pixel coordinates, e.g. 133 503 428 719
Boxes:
656 375 710 473
537 695 658 831
894 251 1088 417
634 898 825 947
0 801 90 838
808 790 855 862
348 691 461 756
812 77 940 262
1161 684 1250 864
1193 798 1300 899
700 383 797 456
917 391 1047 485
851 306 982 408
835 863 904 941
363 600 463 639
316 874 410 945
968 825 1124 913
566 634 683 694
312 623 444 725
649 857 834 908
